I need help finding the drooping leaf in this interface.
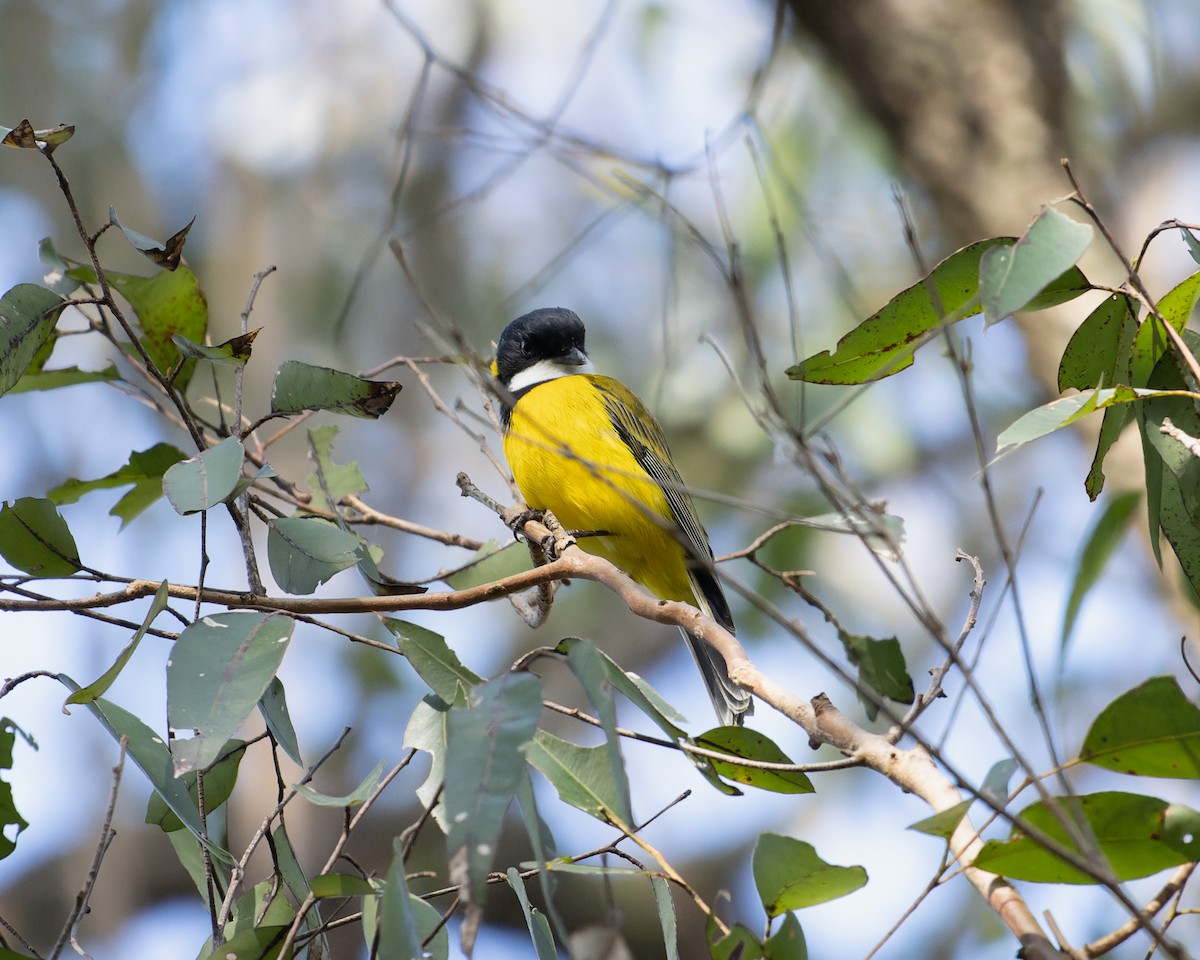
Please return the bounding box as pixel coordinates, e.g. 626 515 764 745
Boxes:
445 674 543 907
66 580 170 706
1182 227 1200 266
383 618 482 700
1130 269 1200 387
1141 337 1200 594
693 727 814 793
708 922 765 960
0 283 67 398
376 837 423 960
980 207 1093 326
525 730 627 822
146 739 246 832
789 237 1089 385
38 236 81 295
764 913 808 960
837 630 913 720
258 677 302 766
505 868 558 960
565 639 633 823
980 757 1020 808
908 800 973 840
0 719 33 860
1060 491 1141 654
109 208 195 270
162 436 245 515
305 424 368 511
555 638 739 796
294 759 386 807
267 516 362 594
195 925 289 960
219 879 295 942
75 693 211 848
0 497 81 575
271 360 401 419
172 328 259 366
753 834 867 915
1080 676 1200 778
10 363 121 394
650 875 680 960
167 612 293 775
974 791 1200 883
49 443 187 527
402 695 453 831
993 386 1175 462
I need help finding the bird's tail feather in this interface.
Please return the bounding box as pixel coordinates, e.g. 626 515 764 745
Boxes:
682 629 753 727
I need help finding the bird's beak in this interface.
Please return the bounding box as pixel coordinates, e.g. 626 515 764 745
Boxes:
558 347 589 367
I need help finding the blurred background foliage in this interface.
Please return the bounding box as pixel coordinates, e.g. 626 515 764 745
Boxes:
2 0 1200 957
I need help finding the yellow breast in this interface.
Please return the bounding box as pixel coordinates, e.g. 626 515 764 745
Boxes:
504 375 693 603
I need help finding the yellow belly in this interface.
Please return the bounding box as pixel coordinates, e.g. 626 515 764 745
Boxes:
504 375 693 604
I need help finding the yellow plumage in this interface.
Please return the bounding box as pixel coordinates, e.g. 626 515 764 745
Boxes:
494 307 752 725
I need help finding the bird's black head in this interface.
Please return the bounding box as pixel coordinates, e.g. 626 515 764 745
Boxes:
495 308 590 388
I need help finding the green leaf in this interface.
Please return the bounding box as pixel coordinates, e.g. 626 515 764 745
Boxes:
0 497 81 575
167 612 293 775
172 328 259 367
383 618 482 700
1060 491 1140 653
526 730 627 821
66 580 170 706
294 758 386 807
402 696 453 830
162 436 245 514
1131 269 1200 387
980 207 1093 326
109 209 195 270
974 791 1200 883
788 237 1089 385
49 443 187 528
1141 338 1200 593
693 727 814 794
38 236 81 295
981 757 1019 808
505 868 558 960
108 265 208 379
908 800 973 840
0 719 33 860
76 694 213 849
993 386 1174 462
196 925 289 960
445 674 543 906
305 424 368 510
837 630 913 720
221 879 295 940
267 516 362 594
708 922 765 960
258 677 302 767
1058 293 1138 393
650 875 679 960
10 363 120 394
564 639 633 824
271 360 401 419
1183 227 1200 265
442 539 534 590
311 873 375 899
752 834 867 915
1080 676 1200 778
764 913 808 960
377 836 424 960
0 283 67 397
555 638 739 796
146 739 246 832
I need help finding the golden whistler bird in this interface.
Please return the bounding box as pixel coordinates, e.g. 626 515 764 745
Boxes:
494 307 752 726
